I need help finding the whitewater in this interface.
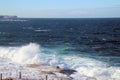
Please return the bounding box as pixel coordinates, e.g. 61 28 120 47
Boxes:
0 43 119 80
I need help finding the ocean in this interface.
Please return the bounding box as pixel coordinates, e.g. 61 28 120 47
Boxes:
0 18 120 80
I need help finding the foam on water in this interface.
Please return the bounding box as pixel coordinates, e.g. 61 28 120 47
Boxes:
34 29 50 32
0 43 120 80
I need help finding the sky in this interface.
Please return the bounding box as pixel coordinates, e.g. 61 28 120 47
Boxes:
0 0 120 18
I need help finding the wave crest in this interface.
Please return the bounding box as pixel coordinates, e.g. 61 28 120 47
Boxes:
0 43 42 64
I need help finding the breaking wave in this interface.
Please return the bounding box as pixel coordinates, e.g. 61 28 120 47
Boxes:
0 43 120 80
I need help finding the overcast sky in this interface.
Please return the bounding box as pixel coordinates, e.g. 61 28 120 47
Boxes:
0 0 120 18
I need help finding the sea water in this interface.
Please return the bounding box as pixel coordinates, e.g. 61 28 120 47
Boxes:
0 18 120 80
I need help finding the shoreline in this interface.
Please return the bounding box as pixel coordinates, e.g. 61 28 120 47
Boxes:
0 60 120 80
0 63 76 80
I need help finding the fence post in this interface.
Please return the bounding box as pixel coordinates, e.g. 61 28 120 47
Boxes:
0 73 2 80
45 75 48 80
19 72 21 79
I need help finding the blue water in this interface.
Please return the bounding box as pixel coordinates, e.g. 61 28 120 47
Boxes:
0 18 120 66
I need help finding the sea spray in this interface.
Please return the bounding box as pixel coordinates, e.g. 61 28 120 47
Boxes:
0 43 120 80
12 43 42 64
0 43 68 68
0 43 42 64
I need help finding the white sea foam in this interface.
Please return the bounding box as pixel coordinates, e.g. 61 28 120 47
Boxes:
0 43 120 80
34 29 50 32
